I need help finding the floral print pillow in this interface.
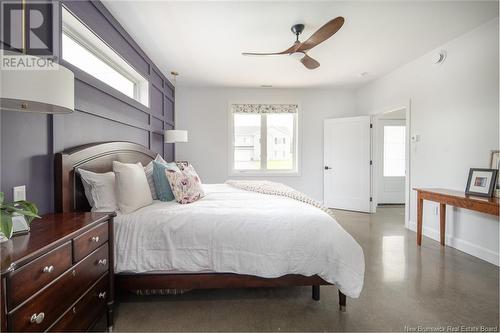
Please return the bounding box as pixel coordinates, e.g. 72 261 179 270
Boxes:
165 164 205 204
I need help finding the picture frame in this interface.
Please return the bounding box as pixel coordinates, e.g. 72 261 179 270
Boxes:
465 168 498 198
489 150 500 198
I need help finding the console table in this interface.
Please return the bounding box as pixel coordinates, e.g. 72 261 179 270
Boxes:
414 188 500 246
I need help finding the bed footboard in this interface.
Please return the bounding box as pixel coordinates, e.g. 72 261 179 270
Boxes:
116 273 348 311
116 273 330 290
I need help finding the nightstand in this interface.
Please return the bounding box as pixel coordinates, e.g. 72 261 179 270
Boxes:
0 212 115 332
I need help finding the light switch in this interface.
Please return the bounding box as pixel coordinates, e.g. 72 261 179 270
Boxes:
13 185 26 201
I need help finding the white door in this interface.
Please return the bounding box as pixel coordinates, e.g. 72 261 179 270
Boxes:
324 116 371 212
377 119 406 204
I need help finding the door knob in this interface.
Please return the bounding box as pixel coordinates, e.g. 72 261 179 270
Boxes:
324 166 332 170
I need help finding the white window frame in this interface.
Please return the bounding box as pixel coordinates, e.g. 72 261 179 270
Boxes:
61 6 149 106
227 102 301 177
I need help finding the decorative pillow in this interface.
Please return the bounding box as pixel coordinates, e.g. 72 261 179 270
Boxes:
78 169 118 212
153 161 180 201
166 164 205 204
144 154 167 200
113 161 153 214
176 161 189 170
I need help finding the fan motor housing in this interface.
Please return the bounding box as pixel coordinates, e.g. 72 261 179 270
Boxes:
291 24 305 35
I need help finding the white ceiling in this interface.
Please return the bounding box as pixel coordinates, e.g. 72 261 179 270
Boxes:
102 1 498 88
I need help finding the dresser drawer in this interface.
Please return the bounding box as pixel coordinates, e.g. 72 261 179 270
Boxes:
49 274 108 332
8 242 72 309
9 244 109 332
73 221 108 262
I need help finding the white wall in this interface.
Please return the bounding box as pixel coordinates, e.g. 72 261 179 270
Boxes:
175 88 358 201
357 18 499 265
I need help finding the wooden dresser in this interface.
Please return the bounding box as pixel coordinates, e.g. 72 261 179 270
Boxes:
0 212 114 332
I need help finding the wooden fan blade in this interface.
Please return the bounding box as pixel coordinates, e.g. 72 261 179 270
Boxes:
242 43 299 56
242 52 288 56
300 54 320 70
297 17 344 52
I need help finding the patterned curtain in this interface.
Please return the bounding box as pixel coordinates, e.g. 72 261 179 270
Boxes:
231 104 298 114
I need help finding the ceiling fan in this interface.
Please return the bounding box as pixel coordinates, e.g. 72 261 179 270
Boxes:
242 17 344 70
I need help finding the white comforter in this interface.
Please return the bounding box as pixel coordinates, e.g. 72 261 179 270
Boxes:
114 184 365 298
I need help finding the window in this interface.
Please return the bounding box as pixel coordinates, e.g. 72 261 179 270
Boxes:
233 114 261 170
230 104 298 175
61 7 149 106
383 125 406 177
267 113 295 170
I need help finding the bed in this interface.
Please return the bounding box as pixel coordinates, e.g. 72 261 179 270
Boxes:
54 141 364 311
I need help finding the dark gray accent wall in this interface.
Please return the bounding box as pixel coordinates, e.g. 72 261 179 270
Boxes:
0 0 175 214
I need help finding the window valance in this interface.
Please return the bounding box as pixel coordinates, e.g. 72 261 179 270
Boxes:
231 104 298 114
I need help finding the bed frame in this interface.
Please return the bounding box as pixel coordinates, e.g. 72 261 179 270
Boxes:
54 141 347 311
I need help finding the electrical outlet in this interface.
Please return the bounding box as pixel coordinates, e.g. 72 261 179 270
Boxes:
13 185 26 201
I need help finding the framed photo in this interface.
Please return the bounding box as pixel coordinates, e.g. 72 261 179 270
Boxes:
465 168 498 197
490 150 500 197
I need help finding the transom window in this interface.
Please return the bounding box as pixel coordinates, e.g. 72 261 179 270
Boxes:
61 7 149 106
229 104 299 175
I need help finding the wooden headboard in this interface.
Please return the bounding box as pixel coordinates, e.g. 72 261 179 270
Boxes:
54 141 157 213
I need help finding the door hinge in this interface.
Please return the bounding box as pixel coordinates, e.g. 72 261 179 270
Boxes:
370 197 373 202
370 160 373 165
370 123 373 128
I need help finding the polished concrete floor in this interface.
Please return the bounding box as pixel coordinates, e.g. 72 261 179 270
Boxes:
113 207 499 331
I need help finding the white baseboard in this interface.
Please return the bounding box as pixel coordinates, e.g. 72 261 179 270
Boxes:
407 221 499 266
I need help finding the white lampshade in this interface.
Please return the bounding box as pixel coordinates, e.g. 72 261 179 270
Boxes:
165 130 188 143
0 62 74 114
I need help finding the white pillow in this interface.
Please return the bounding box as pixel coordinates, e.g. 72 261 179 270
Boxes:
113 161 153 214
78 169 118 212
144 154 167 200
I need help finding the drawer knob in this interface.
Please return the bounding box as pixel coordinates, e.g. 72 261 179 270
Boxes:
30 312 45 324
91 236 100 243
98 259 107 266
42 265 54 273
98 291 107 299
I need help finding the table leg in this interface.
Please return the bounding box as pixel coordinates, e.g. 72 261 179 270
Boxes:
440 203 446 246
417 193 423 246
